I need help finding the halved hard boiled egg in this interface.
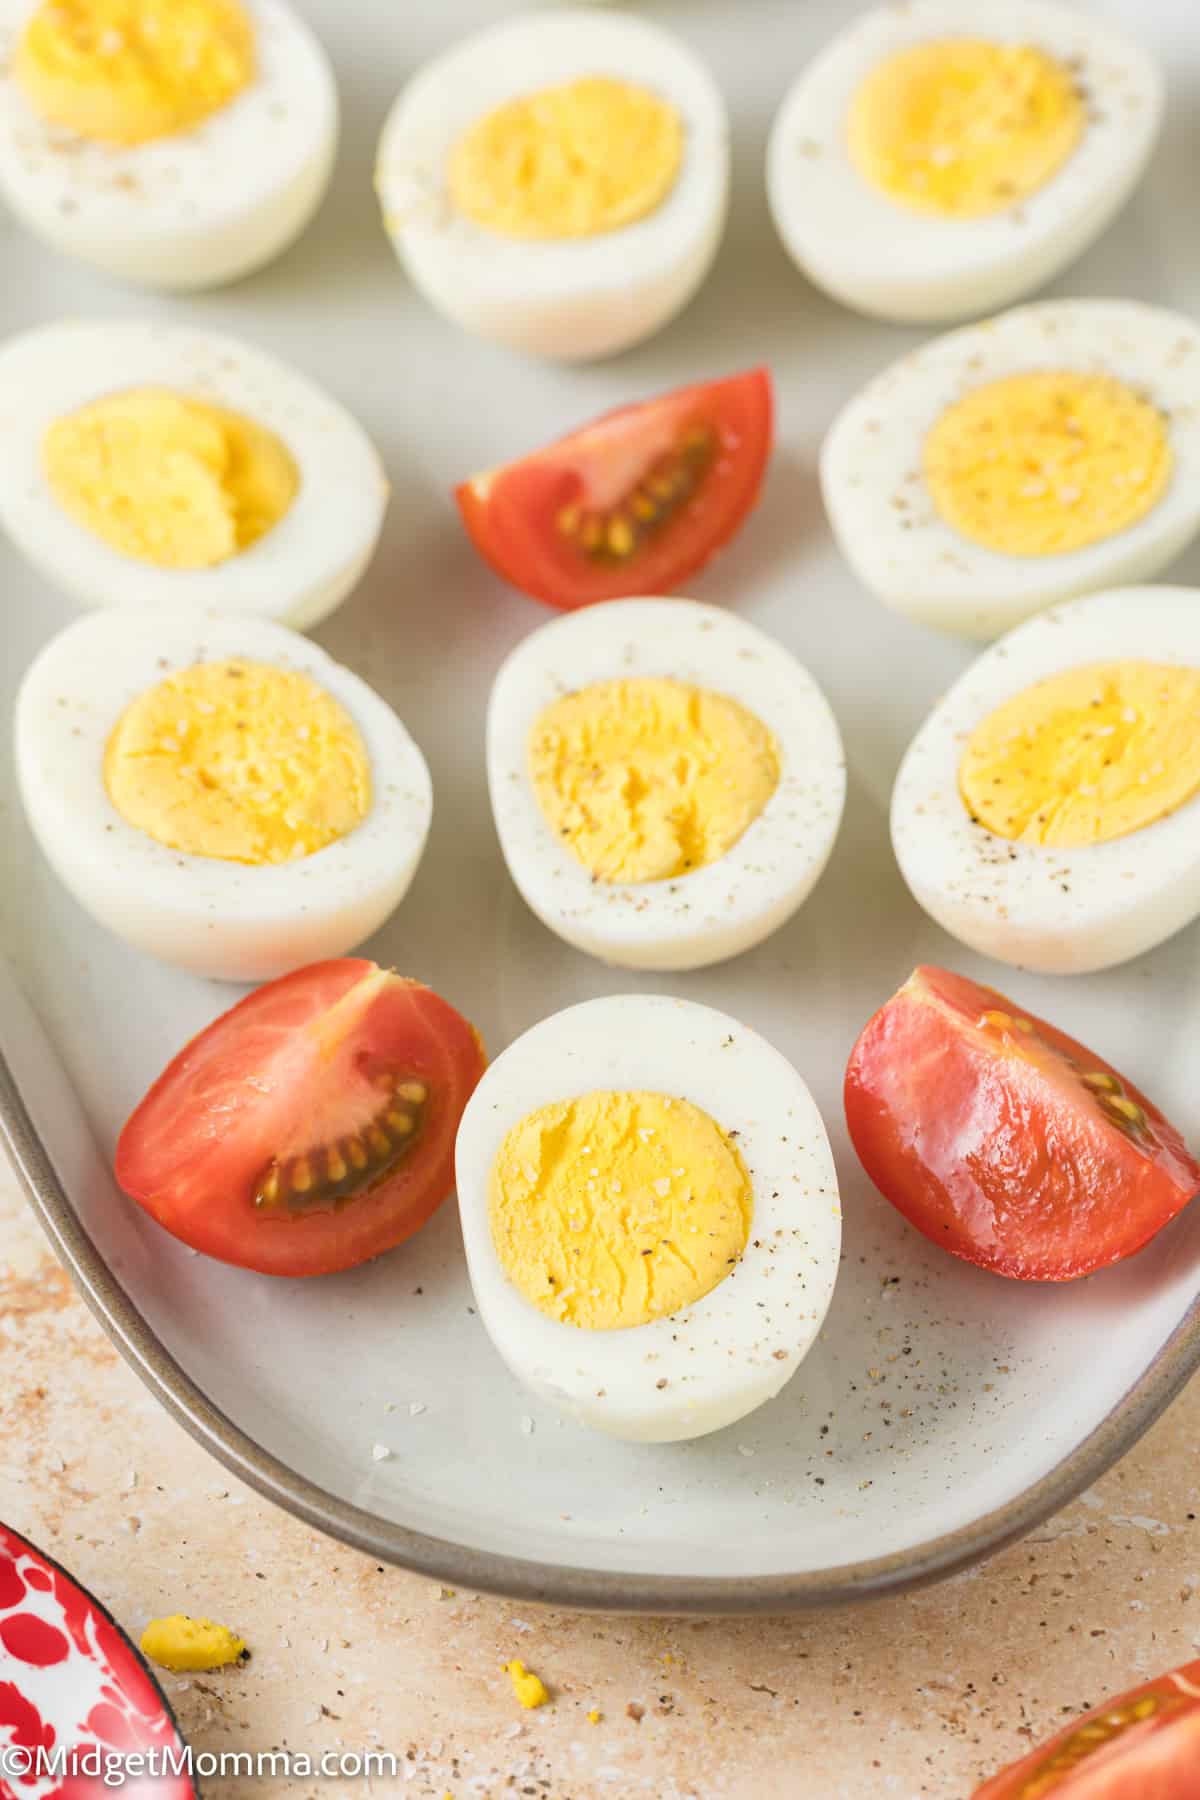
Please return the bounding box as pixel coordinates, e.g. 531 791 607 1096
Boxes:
0 320 387 631
375 8 729 361
487 598 845 971
821 300 1200 640
0 0 338 289
767 0 1162 325
455 994 841 1442
16 609 432 981
892 586 1200 975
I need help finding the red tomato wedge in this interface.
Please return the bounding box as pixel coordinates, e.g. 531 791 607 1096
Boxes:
973 1657 1200 1798
844 965 1200 1281
455 368 773 609
116 959 486 1278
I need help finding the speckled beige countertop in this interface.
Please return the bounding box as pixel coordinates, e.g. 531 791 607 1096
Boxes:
2 1162 1199 1800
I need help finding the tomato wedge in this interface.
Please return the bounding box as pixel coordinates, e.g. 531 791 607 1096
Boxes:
455 368 773 609
844 965 1200 1281
973 1657 1200 1798
115 959 486 1277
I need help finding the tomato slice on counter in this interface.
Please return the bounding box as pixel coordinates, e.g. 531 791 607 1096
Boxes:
973 1657 1200 1797
455 368 773 609
843 965 1200 1281
115 958 486 1278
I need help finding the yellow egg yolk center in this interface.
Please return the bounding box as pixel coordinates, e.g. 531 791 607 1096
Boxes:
448 75 684 240
15 0 255 146
105 659 372 864
43 387 299 572
960 661 1200 848
847 37 1085 218
923 371 1173 558
489 1090 753 1331
529 676 781 885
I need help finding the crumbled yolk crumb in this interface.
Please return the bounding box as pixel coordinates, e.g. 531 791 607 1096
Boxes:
449 76 683 240
587 1708 602 1725
924 371 1172 558
960 660 1200 848
848 38 1084 218
15 0 255 145
43 387 299 572
504 1660 549 1709
489 1089 752 1331
140 1614 245 1672
529 676 780 885
105 659 371 864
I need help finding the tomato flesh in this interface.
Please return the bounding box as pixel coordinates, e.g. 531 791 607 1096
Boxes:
974 1657 1200 1797
115 959 486 1277
844 965 1200 1281
455 368 773 609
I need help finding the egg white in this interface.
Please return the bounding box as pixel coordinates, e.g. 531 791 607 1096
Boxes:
0 320 388 632
16 609 433 982
455 994 842 1443
891 585 1200 975
820 300 1200 641
487 598 846 972
767 0 1162 325
0 0 337 290
375 7 729 361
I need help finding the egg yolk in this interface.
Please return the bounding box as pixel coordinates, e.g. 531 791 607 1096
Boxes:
489 1090 752 1331
529 677 781 885
448 76 684 240
140 1615 245 1673
43 387 299 572
15 0 255 146
960 660 1200 848
924 371 1172 558
504 1661 550 1709
105 659 371 864
847 38 1084 218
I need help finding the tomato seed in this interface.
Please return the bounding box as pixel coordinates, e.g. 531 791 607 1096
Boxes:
557 425 716 566
253 1076 428 1216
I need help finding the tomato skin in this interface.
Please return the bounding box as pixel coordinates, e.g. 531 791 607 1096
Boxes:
844 965 1200 1281
973 1658 1200 1798
455 368 773 609
116 959 486 1278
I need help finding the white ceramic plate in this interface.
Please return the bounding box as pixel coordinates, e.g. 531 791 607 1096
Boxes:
3 0 1200 1611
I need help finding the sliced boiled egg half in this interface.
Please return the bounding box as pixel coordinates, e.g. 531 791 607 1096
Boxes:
0 0 338 289
821 300 1200 641
487 598 845 971
767 0 1162 325
0 320 387 631
455 994 841 1442
892 585 1200 975
16 609 432 982
375 7 729 361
